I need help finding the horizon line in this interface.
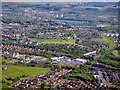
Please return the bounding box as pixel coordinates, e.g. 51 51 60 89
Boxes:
0 0 119 2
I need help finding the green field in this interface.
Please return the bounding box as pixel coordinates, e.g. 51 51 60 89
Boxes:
30 38 76 44
29 37 116 49
97 24 110 26
1 65 50 88
91 36 116 49
112 50 119 57
2 65 50 77
29 38 87 47
0 58 11 63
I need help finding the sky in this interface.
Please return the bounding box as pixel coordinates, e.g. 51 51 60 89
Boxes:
0 0 120 2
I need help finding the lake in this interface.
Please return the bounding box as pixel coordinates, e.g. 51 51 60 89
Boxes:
52 19 89 23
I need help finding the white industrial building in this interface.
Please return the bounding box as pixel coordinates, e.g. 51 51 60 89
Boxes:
74 58 87 63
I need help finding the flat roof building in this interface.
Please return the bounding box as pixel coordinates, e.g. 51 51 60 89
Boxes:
74 58 87 63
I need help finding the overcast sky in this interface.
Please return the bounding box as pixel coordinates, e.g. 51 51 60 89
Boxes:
0 0 120 2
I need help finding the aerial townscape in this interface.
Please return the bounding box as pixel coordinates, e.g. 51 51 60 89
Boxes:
0 1 120 90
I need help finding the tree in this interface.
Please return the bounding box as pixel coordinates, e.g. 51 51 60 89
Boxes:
2 79 7 83
41 80 48 89
25 55 29 59
14 77 20 82
86 61 91 65
7 81 13 85
4 56 8 59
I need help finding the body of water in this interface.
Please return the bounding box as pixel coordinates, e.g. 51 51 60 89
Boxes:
52 19 89 23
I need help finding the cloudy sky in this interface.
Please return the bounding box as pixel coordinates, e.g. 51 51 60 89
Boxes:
0 0 120 2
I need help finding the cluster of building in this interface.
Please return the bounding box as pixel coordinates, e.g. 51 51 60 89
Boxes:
83 51 101 58
2 2 118 41
2 33 93 51
2 44 62 54
51 56 88 65
106 71 120 86
103 33 119 37
78 40 109 50
56 79 100 89
36 31 66 39
2 51 48 64
2 38 93 55
93 70 110 87
75 31 101 40
10 69 72 89
2 4 105 41
20 40 38 46
39 43 92 51
2 65 8 70
114 40 120 46
2 33 26 40
2 20 103 40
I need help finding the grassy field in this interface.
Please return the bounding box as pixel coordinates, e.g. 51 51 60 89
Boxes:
91 36 116 49
2 65 50 77
29 38 87 47
0 58 11 63
30 38 76 44
29 37 116 49
97 24 110 26
1 65 50 88
112 50 119 57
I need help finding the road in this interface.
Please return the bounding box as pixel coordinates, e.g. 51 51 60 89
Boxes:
98 71 111 87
